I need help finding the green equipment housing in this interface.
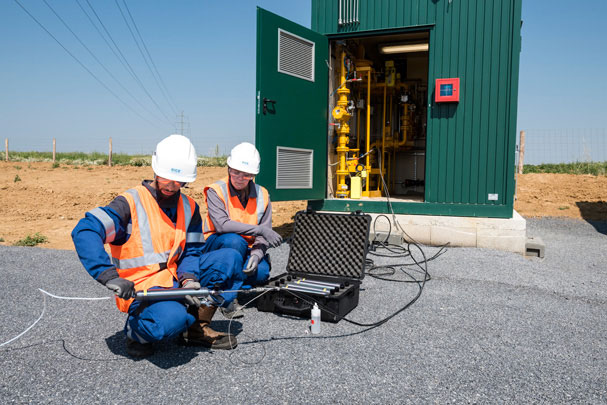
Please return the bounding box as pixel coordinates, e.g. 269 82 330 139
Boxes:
255 0 523 219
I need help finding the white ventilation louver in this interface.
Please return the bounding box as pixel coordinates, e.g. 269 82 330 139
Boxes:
276 147 313 189
338 0 360 26
278 29 315 82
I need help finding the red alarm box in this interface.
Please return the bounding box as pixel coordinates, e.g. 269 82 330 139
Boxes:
435 78 460 102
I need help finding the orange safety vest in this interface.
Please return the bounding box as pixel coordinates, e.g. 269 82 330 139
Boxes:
203 177 269 247
105 185 196 312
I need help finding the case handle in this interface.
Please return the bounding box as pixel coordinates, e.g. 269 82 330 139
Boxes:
274 300 312 315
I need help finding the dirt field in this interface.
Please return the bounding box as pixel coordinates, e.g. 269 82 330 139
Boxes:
1 162 605 250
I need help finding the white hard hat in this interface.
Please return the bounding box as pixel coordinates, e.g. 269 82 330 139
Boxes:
152 134 197 183
227 142 261 175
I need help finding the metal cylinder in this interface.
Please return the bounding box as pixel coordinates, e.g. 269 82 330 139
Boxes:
284 284 330 296
296 278 342 288
292 280 335 293
133 288 211 301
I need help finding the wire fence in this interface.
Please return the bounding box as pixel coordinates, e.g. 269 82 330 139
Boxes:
2 136 231 161
517 128 607 165
4 129 607 167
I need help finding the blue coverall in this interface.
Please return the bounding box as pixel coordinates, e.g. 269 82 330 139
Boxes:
71 181 244 344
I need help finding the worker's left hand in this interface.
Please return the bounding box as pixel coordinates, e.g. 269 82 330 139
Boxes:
243 255 260 276
182 279 201 307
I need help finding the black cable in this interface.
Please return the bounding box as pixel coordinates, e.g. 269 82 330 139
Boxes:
0 339 127 362
280 236 430 328
120 0 179 116
84 0 174 127
115 0 177 122
41 0 165 128
13 0 162 129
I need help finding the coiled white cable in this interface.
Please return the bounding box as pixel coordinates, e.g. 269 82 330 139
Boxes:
0 288 110 348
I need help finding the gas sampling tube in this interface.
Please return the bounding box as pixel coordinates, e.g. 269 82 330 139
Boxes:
331 50 352 198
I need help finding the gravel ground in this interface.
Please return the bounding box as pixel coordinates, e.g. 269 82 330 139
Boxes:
0 217 606 404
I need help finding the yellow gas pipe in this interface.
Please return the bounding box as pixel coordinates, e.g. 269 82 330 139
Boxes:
380 83 386 192
365 69 371 196
331 50 352 198
399 84 411 147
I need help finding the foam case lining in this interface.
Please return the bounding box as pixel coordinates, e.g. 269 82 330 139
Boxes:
256 210 371 322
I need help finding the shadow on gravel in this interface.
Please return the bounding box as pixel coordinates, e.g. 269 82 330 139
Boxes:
104 321 244 368
576 201 607 235
273 222 295 239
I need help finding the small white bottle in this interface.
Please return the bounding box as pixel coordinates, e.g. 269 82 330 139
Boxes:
311 303 321 334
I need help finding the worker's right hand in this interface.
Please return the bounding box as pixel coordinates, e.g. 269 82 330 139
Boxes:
260 227 283 248
105 277 135 299
182 279 201 308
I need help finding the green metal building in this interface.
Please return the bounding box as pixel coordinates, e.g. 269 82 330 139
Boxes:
255 0 523 218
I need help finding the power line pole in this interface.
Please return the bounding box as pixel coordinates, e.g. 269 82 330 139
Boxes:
177 111 186 135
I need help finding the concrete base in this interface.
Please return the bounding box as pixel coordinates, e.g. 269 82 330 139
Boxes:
525 236 545 258
353 210 527 254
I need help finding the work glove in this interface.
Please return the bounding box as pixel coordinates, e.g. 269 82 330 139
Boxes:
260 227 283 248
243 255 260 276
182 279 201 308
105 277 135 299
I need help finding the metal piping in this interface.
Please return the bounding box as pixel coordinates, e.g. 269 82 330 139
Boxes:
332 49 352 198
365 69 371 195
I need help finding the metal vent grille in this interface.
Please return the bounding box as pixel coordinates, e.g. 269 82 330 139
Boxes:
276 146 313 189
278 29 315 82
338 0 360 26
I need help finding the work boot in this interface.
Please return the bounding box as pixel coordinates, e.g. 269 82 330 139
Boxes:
220 299 244 319
126 337 154 358
182 305 238 350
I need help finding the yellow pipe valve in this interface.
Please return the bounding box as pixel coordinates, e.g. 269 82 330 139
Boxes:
332 106 351 121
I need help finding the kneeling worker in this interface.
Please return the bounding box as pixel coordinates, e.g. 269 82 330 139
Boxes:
202 142 282 314
72 134 240 357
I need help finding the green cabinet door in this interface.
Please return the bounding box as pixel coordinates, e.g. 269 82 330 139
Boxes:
255 7 328 201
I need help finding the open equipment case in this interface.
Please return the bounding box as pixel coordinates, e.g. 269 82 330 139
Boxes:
256 210 371 322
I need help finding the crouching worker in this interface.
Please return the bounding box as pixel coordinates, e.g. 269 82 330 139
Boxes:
202 142 283 317
72 134 240 357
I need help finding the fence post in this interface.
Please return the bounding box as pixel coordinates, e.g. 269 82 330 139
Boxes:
517 130 525 174
52 138 56 164
108 137 112 167
4 138 7 162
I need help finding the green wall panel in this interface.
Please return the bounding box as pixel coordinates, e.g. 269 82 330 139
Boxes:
311 0 522 217
255 8 329 201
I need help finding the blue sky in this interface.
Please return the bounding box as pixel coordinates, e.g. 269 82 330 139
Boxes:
1 0 605 156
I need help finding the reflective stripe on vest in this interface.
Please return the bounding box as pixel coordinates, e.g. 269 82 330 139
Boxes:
202 179 229 235
182 193 192 235
109 189 197 269
87 207 116 243
180 194 203 243
111 188 171 269
216 180 230 216
110 186 192 313
255 183 265 224
186 232 203 243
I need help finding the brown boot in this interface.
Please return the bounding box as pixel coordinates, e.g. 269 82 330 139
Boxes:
182 305 237 350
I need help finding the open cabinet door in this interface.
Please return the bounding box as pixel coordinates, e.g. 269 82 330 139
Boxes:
255 7 328 201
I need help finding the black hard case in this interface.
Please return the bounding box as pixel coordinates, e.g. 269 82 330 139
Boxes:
256 210 371 322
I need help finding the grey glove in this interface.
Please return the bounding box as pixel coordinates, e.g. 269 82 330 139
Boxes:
105 277 135 299
243 255 260 276
182 279 201 308
260 227 283 248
